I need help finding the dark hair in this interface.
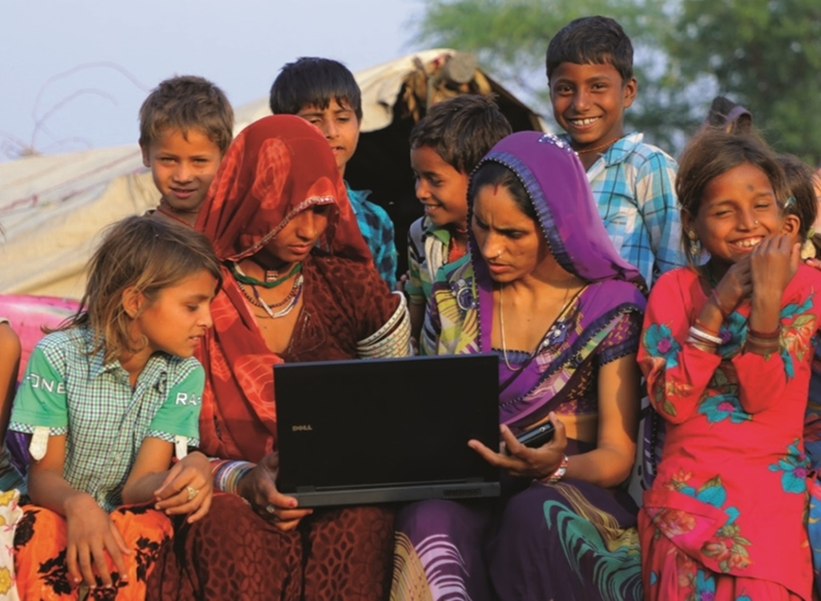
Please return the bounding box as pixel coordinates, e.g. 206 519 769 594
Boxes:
677 129 790 267
703 96 753 134
546 16 633 83
778 154 820 248
410 94 512 174
469 161 537 221
269 57 362 121
62 216 222 363
139 75 234 154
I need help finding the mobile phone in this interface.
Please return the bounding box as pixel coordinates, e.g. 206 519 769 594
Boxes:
516 422 555 448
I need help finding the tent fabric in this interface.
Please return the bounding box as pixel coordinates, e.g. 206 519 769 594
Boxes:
0 49 545 299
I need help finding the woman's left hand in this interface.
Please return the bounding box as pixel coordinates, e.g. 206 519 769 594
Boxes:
468 413 568 479
153 451 213 523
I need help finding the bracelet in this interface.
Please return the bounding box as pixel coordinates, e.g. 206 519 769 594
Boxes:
541 454 569 484
686 336 718 353
688 325 723 346
212 459 256 494
747 327 780 340
710 289 731 320
694 318 720 337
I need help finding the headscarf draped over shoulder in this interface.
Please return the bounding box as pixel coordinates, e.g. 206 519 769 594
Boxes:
194 115 372 461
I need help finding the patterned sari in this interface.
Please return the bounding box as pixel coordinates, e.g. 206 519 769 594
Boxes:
391 132 646 601
147 116 401 601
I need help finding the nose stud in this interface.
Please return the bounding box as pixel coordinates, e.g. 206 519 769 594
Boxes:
754 220 759 225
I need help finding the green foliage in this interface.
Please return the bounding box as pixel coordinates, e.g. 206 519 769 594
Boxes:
414 0 821 163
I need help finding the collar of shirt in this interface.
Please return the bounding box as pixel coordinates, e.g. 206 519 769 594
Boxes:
421 216 453 246
344 181 373 217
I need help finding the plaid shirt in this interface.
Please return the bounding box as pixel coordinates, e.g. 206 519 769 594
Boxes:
346 183 398 288
562 133 685 287
405 216 451 306
11 327 203 512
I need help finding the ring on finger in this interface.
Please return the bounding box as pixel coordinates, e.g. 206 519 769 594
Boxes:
186 486 199 501
265 504 280 520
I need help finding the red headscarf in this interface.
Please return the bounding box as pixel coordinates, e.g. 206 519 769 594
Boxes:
195 115 371 461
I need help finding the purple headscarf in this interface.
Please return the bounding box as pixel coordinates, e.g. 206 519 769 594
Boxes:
468 131 646 289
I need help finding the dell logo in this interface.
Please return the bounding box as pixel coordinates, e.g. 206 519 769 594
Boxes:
292 425 313 432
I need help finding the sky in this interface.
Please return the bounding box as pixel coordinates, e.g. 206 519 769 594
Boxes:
0 0 425 160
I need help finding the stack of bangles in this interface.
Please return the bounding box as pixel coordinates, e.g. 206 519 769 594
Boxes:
212 459 255 494
687 319 722 353
745 327 780 357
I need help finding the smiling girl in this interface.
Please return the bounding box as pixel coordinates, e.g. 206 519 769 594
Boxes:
638 129 819 600
11 216 221 600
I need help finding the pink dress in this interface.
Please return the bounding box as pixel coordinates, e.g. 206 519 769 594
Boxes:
637 265 819 600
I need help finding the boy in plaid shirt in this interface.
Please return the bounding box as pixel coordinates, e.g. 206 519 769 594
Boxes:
546 16 684 287
269 57 398 288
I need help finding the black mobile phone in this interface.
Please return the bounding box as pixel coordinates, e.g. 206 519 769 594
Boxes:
516 422 555 448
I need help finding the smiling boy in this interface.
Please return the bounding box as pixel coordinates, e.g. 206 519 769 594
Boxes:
139 76 234 227
546 16 683 287
269 57 398 288
406 95 511 342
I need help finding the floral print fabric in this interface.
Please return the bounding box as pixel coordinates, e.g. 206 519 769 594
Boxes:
638 265 821 600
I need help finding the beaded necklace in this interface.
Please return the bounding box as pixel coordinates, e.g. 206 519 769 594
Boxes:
575 137 619 155
236 274 304 319
230 262 303 289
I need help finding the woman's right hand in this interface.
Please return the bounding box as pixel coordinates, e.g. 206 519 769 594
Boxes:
64 493 129 589
236 453 312 531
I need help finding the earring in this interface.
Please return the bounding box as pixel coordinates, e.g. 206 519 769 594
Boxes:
687 230 700 258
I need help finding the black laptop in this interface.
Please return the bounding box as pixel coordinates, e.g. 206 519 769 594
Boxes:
274 354 501 507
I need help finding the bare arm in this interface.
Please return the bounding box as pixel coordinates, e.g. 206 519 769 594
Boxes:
566 354 640 487
28 433 129 588
123 439 212 523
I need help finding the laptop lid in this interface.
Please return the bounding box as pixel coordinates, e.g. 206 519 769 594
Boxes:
274 354 500 507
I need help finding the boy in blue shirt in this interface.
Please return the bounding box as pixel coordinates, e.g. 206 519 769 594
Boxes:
546 16 684 287
269 57 398 288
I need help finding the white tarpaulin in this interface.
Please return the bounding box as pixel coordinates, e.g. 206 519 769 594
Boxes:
0 49 545 298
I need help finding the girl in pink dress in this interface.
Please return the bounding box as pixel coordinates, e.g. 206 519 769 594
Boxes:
638 128 817 600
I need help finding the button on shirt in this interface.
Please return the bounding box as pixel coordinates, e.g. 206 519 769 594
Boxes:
10 327 204 512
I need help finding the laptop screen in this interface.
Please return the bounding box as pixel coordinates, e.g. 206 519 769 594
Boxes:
274 354 500 497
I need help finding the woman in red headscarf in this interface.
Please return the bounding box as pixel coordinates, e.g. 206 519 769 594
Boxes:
148 115 409 600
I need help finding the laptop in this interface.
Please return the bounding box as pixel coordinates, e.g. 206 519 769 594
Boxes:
274 354 501 507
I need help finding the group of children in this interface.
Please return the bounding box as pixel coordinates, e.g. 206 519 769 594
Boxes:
1 11 820 601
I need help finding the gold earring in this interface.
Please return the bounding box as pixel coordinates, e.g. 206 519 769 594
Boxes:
687 230 700 258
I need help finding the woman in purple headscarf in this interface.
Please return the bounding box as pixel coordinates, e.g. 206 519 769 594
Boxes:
390 132 647 600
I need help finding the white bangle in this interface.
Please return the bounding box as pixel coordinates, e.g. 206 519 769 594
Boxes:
688 325 722 346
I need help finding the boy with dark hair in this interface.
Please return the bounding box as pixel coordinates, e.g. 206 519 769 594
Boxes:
406 94 511 341
269 57 398 288
546 15 683 286
140 75 233 227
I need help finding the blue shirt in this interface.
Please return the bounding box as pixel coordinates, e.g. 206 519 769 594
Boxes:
346 183 398 288
562 132 685 287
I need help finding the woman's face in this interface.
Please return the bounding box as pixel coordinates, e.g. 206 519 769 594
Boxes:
471 184 549 283
263 204 331 267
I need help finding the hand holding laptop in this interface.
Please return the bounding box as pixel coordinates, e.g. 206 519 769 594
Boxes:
237 453 313 531
467 413 567 480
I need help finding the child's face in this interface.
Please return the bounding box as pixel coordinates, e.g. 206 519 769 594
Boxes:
410 145 470 228
297 99 360 177
549 61 636 151
685 162 781 274
141 127 223 216
131 268 217 359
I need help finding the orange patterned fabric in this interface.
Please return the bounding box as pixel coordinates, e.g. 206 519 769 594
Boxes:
14 504 172 600
193 115 374 462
